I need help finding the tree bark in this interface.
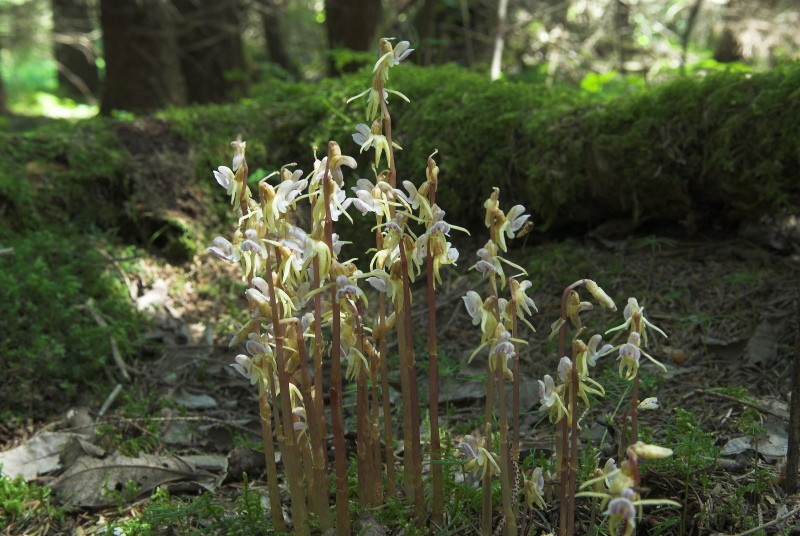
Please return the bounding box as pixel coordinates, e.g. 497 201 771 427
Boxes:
100 0 186 115
258 0 298 77
490 0 509 80
413 0 438 66
325 0 382 74
51 0 100 103
174 0 248 104
0 36 7 115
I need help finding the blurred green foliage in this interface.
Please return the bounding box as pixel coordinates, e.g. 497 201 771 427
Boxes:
0 473 63 530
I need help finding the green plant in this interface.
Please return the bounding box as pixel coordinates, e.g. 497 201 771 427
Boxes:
0 474 63 531
650 408 719 533
95 387 169 456
111 478 275 535
0 229 141 416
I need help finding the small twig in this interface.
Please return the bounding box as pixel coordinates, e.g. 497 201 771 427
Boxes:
99 384 123 416
0 247 14 256
731 502 800 536
694 389 788 422
85 298 131 382
98 414 262 438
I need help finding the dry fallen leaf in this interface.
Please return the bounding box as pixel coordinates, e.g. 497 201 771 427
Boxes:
52 451 215 507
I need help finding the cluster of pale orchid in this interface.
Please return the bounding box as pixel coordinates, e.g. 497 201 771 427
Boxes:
205 35 680 536
458 187 537 534
206 37 475 533
209 141 464 531
527 285 673 535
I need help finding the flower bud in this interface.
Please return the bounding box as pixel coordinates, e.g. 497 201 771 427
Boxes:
585 279 617 311
629 441 673 459
638 397 660 410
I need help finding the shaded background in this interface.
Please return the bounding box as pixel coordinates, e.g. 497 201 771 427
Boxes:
1 0 799 117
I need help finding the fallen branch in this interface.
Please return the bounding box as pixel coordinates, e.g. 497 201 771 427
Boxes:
99 384 123 416
694 389 788 422
731 502 800 536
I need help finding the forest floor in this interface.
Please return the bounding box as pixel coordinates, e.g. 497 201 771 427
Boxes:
2 215 800 535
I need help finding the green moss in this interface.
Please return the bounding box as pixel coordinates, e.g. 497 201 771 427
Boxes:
5 63 798 245
0 119 130 233
0 229 141 417
174 63 800 235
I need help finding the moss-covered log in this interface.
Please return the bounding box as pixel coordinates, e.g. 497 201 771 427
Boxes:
1 63 798 254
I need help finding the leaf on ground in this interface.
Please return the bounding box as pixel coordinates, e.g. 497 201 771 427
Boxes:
0 432 84 480
171 391 217 409
744 320 780 367
720 420 787 459
51 451 216 507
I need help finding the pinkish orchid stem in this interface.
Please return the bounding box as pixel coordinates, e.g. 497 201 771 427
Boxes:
557 279 588 536
265 251 309 535
322 143 350 535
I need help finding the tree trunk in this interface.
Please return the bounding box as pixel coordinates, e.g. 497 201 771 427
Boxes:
174 0 248 104
100 0 186 115
413 0 438 66
0 36 7 115
325 0 382 74
489 0 509 80
259 0 298 77
51 0 100 103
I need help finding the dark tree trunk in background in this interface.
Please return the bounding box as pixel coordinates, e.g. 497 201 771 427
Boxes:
613 0 632 74
413 0 438 66
174 0 248 104
258 0 298 77
52 0 100 103
0 37 7 115
325 0 382 74
100 0 186 115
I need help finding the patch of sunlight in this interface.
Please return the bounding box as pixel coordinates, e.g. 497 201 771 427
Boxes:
11 92 98 119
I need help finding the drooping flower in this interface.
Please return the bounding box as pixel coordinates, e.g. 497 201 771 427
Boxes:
463 291 484 326
538 374 568 423
509 278 538 332
207 236 239 263
231 139 246 173
213 165 238 205
607 497 637 536
230 354 259 385
352 120 401 168
335 274 368 305
496 204 530 252
459 434 501 480
524 467 546 509
490 329 516 381
618 333 642 381
262 168 307 224
616 331 668 380
606 297 667 347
